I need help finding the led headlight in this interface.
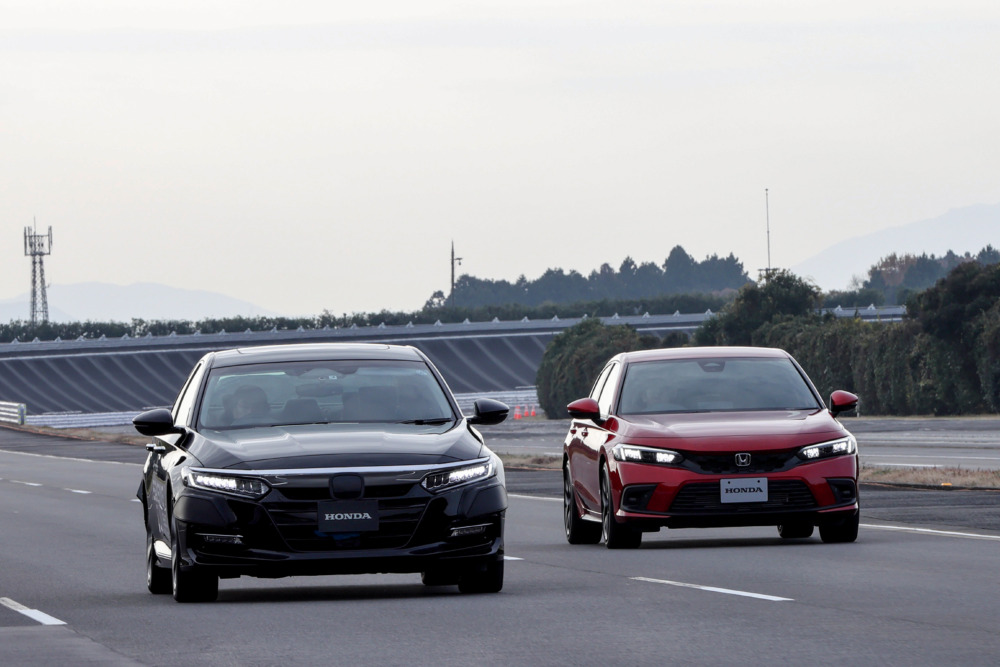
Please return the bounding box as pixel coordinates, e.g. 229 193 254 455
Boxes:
422 459 495 493
183 468 270 499
797 435 857 461
612 443 683 466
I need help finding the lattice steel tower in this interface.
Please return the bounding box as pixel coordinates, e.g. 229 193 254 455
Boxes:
23 221 53 326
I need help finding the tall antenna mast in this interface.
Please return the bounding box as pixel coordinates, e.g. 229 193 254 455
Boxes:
24 219 54 326
450 240 462 307
765 188 772 275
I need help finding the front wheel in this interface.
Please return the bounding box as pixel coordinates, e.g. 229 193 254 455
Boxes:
171 517 219 602
600 466 641 549
146 527 171 594
819 510 859 543
564 466 601 545
458 558 504 594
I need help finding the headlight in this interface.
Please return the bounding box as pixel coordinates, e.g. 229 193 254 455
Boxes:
797 435 857 461
182 468 270 500
612 443 683 466
422 459 495 493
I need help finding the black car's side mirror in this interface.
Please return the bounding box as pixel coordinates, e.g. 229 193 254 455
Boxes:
829 390 859 417
468 398 509 426
133 408 184 436
567 397 604 425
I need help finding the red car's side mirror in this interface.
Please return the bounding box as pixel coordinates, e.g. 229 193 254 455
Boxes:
567 397 603 423
829 390 859 417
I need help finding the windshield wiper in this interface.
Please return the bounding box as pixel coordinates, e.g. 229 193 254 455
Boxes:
396 417 454 425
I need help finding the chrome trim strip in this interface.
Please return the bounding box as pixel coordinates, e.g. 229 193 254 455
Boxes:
189 457 491 478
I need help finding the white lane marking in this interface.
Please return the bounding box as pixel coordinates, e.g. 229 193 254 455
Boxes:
0 597 67 626
508 494 1000 542
503 556 524 561
64 489 91 494
863 454 1000 461
865 463 945 468
130 498 142 503
11 480 42 487
861 523 1000 541
631 577 792 602
0 449 142 467
508 493 561 502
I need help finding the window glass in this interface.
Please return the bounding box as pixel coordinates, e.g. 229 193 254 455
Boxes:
618 357 821 414
597 362 622 415
173 362 206 428
589 364 614 401
197 359 455 430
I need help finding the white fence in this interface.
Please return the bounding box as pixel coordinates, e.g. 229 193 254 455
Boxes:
0 401 26 425
11 388 541 429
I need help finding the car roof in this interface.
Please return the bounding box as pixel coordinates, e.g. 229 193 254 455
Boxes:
615 346 792 364
206 343 426 368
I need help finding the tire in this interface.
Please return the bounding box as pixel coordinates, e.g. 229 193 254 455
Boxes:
421 569 460 587
600 466 641 549
458 558 504 594
146 528 171 594
777 522 814 539
819 510 860 544
171 517 219 602
564 466 601 545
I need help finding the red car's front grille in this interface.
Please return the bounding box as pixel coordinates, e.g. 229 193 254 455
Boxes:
683 451 799 475
669 480 816 514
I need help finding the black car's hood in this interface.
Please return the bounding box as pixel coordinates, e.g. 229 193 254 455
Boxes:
187 422 485 470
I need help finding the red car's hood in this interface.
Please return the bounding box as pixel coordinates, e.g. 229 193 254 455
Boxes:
618 410 848 452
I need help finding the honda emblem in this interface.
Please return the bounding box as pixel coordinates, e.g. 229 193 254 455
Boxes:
735 452 751 467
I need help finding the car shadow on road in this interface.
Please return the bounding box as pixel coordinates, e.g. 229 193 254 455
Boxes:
213 582 476 604
636 535 822 550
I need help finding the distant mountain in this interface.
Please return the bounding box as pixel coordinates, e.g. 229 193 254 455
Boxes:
791 202 1000 290
0 282 279 323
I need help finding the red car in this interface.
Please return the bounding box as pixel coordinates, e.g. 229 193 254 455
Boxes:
563 346 859 548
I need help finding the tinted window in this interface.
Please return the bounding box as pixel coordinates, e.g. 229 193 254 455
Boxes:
173 362 206 428
597 362 622 415
197 359 455 430
618 357 820 414
589 364 614 401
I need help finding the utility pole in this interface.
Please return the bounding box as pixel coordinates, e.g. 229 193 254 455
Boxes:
758 188 775 283
450 241 462 307
24 220 53 326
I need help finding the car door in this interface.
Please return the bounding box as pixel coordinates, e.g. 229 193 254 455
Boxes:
573 362 622 513
146 361 205 542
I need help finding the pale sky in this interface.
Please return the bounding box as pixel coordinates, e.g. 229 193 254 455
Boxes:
2 1 999 316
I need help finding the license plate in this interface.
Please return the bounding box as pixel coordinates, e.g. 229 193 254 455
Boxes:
318 500 379 532
720 478 768 503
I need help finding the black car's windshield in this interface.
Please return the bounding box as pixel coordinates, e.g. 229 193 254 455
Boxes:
618 357 821 415
197 359 455 430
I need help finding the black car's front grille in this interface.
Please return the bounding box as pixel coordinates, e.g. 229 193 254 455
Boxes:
262 485 429 551
669 480 816 514
683 451 799 475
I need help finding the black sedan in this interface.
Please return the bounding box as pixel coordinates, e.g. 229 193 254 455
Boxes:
135 343 509 602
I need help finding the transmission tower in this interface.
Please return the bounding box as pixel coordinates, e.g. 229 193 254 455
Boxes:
23 221 53 326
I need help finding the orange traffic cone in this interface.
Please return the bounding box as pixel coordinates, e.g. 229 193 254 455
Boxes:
529 405 536 417
513 405 522 420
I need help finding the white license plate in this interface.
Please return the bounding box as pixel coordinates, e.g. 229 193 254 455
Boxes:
720 478 768 503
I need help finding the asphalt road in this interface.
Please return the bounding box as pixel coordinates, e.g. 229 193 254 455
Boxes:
2 425 1000 665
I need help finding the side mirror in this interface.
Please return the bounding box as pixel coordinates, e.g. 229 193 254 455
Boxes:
829 390 859 417
133 408 183 436
567 397 603 424
468 398 509 426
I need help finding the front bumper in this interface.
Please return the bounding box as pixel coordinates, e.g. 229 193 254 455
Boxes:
610 454 858 530
172 478 506 578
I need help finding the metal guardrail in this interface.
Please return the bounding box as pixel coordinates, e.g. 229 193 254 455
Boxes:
0 401 26 425
17 389 542 429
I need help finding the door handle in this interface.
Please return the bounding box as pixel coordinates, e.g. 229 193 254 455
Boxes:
145 443 166 453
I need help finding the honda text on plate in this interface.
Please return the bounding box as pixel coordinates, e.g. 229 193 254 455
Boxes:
135 343 509 602
562 346 859 548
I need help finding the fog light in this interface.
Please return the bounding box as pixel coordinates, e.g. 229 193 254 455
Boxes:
449 524 489 538
199 533 244 545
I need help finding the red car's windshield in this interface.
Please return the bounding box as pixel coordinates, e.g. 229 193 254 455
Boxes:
618 357 821 414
